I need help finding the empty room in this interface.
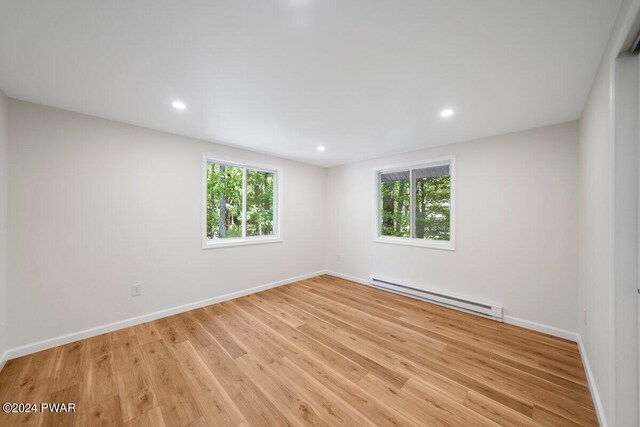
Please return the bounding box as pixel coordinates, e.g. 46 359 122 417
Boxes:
1 0 640 426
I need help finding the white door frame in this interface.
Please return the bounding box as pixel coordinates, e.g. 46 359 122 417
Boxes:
612 52 639 427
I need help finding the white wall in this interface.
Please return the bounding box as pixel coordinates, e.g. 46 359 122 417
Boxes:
578 0 640 425
579 45 616 425
325 122 579 332
0 89 8 363
6 100 326 349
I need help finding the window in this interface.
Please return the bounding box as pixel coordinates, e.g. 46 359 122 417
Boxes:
374 156 455 250
202 154 282 248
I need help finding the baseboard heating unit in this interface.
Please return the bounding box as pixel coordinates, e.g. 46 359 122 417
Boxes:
369 277 503 321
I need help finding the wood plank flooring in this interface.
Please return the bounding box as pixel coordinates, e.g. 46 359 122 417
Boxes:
0 275 598 426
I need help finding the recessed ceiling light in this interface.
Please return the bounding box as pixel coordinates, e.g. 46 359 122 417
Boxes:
172 100 186 111
440 108 454 118
317 145 325 152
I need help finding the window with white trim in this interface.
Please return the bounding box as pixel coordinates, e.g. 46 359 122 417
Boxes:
202 155 282 248
374 156 455 250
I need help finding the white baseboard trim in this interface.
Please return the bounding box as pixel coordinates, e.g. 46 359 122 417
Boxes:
0 350 8 371
324 270 580 342
2 270 326 363
502 316 579 342
326 270 607 424
2 267 607 427
322 270 369 286
327 270 607 425
577 335 607 427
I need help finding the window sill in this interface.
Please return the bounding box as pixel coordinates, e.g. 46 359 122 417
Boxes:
203 236 282 249
373 236 455 251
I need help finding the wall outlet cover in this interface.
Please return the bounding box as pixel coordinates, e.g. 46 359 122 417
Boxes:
132 283 142 297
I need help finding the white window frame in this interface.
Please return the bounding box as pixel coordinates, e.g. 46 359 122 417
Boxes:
372 155 456 251
202 153 283 249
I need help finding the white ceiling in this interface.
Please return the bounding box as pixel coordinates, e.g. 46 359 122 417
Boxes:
0 0 623 167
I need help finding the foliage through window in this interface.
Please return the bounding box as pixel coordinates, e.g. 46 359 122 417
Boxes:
246 170 275 237
207 163 244 239
377 158 454 248
380 171 411 238
204 157 280 246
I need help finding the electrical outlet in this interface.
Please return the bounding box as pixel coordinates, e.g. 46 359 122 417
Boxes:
336 254 340 262
132 283 142 297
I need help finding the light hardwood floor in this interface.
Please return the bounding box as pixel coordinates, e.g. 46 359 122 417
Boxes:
0 275 597 426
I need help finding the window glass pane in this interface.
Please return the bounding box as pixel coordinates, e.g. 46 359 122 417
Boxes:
206 162 243 239
413 164 450 241
380 170 411 237
246 169 275 237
